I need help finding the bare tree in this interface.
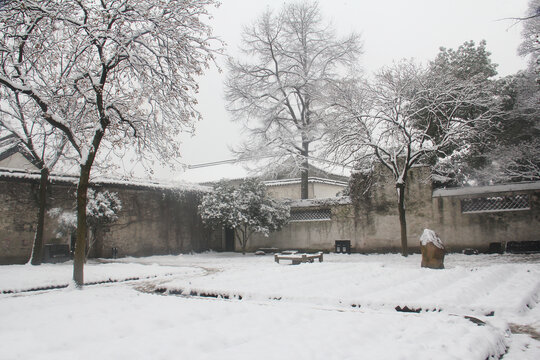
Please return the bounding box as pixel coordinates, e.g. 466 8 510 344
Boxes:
226 1 361 199
0 0 220 285
0 92 68 265
326 60 500 256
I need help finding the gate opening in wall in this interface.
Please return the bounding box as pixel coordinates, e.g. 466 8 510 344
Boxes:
225 228 235 252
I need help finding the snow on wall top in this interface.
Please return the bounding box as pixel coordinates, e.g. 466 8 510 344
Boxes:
264 177 348 187
432 181 540 198
420 229 445 249
285 196 352 208
0 167 211 193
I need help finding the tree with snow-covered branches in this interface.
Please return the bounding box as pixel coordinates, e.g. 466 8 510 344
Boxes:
0 1 77 264
469 68 540 185
0 96 69 265
471 2 540 184
226 1 362 199
413 40 539 186
199 179 290 254
326 59 501 256
518 0 540 83
414 40 500 185
0 0 220 285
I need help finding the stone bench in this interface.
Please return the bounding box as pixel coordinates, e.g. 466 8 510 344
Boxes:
43 244 71 263
274 252 323 265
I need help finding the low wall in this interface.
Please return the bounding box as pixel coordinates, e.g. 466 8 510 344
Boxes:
2 167 539 260
0 171 222 264
250 168 540 253
432 183 540 251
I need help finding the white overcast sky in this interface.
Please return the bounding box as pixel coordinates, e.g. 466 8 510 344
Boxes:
148 0 530 183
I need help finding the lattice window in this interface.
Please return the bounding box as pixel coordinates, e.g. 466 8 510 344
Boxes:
461 194 530 213
290 209 331 222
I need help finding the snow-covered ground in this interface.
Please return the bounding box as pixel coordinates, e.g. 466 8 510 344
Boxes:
1 253 539 359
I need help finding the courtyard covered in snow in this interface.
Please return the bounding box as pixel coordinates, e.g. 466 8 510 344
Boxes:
1 253 539 359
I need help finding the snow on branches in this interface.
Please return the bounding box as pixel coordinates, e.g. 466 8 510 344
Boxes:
0 0 221 284
225 1 362 198
0 0 222 164
518 0 540 82
49 189 122 237
85 189 122 227
198 179 290 254
325 57 502 256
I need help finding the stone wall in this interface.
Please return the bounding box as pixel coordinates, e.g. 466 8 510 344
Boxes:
250 167 540 253
432 184 540 251
2 166 539 261
0 172 221 264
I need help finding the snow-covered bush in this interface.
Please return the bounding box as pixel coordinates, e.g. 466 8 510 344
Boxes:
86 189 122 227
49 190 122 256
198 179 290 254
48 207 77 239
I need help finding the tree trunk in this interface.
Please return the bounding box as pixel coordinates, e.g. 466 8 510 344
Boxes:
236 227 250 255
73 164 91 286
300 142 309 199
300 165 309 199
29 167 49 265
72 62 109 285
242 227 247 255
396 182 408 257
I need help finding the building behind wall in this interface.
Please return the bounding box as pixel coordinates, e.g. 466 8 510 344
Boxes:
261 160 349 200
197 159 349 200
264 177 347 200
0 135 38 171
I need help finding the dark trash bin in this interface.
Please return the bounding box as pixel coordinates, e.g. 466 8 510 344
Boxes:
335 240 351 254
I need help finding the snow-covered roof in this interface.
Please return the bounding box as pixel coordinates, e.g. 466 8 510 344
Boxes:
177 162 251 183
0 135 22 161
0 134 39 168
264 177 348 187
177 157 351 184
432 181 540 198
0 167 211 193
